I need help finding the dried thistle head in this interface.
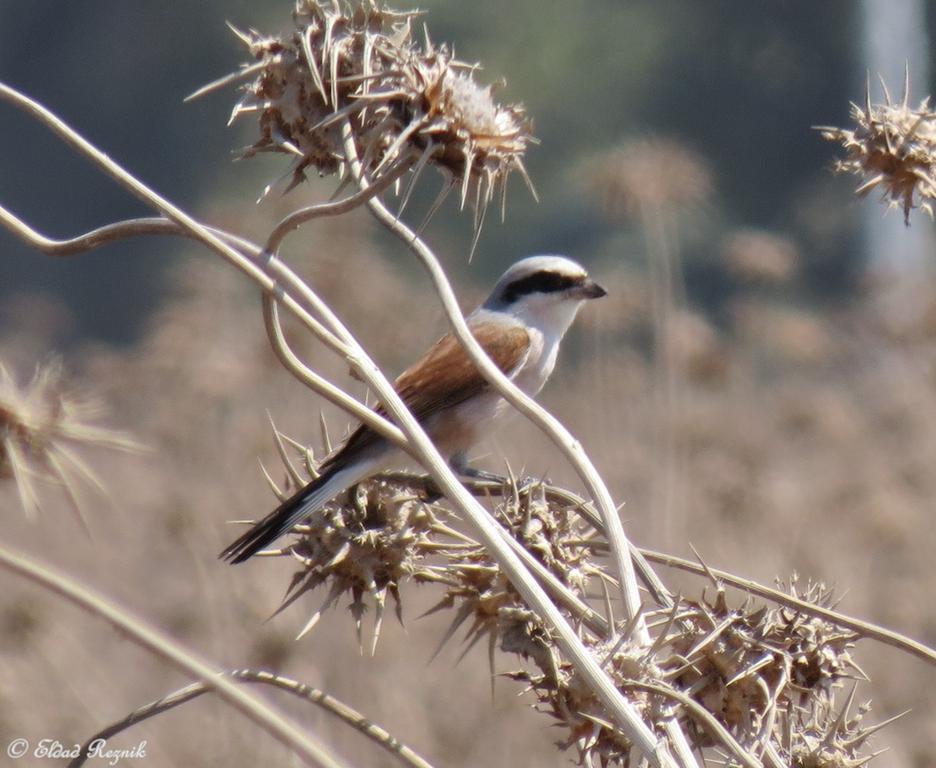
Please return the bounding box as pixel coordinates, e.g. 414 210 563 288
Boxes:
274 473 443 652
429 483 602 669
211 0 534 233
582 138 712 218
786 693 896 768
0 360 136 525
730 300 831 365
658 577 874 759
664 310 729 387
508 629 666 767
819 68 936 224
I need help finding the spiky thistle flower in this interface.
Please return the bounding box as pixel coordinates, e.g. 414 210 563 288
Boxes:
426 481 603 670
818 67 936 224
199 0 534 244
250 420 892 764
249 421 488 653
0 360 136 526
253 422 602 658
785 690 900 768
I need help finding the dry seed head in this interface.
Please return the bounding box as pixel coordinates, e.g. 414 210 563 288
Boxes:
432 484 599 668
583 138 712 217
819 69 936 224
220 0 534 221
509 632 664 768
663 310 729 386
730 300 832 365
660 577 871 760
0 360 135 522
271 472 446 646
784 692 892 768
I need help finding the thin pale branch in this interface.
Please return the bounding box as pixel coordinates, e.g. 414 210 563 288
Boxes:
0 545 345 768
639 548 936 670
0 206 407 450
344 121 648 642
623 680 762 768
263 155 415 255
70 669 435 768
0 81 672 765
335 122 672 764
261 295 408 450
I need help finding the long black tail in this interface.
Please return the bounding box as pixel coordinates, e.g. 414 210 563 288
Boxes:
219 462 358 564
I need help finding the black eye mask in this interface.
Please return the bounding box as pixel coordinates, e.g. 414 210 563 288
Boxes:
500 271 584 303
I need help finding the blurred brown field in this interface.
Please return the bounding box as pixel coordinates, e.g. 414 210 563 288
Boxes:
4 186 936 765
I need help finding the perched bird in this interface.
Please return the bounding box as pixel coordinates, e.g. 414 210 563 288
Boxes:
220 255 606 564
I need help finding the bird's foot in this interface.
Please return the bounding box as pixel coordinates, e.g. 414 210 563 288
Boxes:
454 464 549 495
457 465 509 484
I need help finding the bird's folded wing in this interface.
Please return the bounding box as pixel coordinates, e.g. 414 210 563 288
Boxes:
329 323 530 464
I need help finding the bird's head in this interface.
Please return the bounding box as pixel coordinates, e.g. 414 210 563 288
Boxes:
482 255 606 335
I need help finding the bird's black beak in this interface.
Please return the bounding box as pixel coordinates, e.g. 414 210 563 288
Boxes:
579 280 607 300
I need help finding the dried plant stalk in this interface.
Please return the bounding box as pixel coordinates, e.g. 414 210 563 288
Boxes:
252 422 891 768
0 76 673 765
70 669 435 768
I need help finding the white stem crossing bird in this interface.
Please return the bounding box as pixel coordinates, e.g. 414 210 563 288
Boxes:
220 255 606 564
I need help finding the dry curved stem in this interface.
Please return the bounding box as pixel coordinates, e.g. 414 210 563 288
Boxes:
540 480 936 670
638 547 936 670
0 206 406 449
340 124 692 767
263 155 415 255
0 545 345 768
0 81 675 764
622 680 762 768
344 121 648 641
70 668 435 768
260 294 407 450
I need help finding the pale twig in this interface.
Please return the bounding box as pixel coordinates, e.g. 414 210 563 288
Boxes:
622 680 762 768
263 155 414 255
70 669 435 768
0 82 672 764
638 548 936 670
0 205 407 450
347 123 648 642
337 122 672 765
261 296 408 450
0 545 345 768
0 83 310 330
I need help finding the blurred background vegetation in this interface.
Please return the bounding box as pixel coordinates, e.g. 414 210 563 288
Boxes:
5 2 936 766
4 0 928 342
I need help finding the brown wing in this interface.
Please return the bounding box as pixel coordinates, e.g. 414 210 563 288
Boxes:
324 321 530 467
